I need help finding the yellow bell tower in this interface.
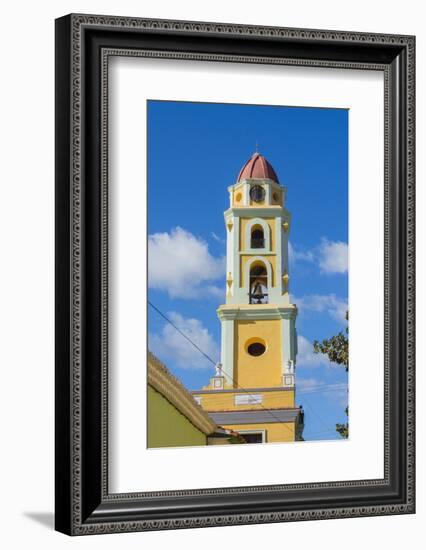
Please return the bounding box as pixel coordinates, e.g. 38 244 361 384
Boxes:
193 152 304 443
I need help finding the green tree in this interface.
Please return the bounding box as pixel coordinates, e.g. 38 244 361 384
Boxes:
336 407 349 438
313 312 349 438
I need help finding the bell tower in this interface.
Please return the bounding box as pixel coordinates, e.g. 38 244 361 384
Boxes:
192 152 304 443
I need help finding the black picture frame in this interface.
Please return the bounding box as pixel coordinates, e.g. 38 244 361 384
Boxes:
55 13 415 535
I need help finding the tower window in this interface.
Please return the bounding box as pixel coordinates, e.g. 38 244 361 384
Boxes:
249 264 268 304
251 226 264 249
241 432 264 444
247 342 266 356
250 185 265 202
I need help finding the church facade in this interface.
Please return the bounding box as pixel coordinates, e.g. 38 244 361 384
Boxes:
192 152 304 443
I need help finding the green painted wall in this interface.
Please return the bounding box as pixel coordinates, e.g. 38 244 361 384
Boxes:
147 386 207 448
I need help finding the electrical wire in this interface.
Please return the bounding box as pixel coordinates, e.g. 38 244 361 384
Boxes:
148 300 345 439
148 301 298 434
148 301 216 366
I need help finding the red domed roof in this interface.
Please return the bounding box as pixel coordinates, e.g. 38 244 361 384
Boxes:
237 152 279 183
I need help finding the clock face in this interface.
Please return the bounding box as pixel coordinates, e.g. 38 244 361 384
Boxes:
250 185 265 202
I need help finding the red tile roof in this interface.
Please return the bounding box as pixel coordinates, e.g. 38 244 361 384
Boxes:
237 152 279 183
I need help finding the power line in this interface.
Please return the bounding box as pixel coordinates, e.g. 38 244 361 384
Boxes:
301 395 338 435
297 384 348 395
148 301 299 435
148 301 342 439
148 301 216 366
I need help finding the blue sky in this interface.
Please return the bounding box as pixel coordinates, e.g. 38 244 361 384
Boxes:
147 100 348 442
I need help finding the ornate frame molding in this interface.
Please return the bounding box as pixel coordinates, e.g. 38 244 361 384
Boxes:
55 13 415 535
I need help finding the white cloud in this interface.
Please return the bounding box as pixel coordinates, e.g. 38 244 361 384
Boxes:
289 238 348 275
318 239 348 274
149 311 219 370
297 377 348 407
148 227 225 299
288 242 315 264
297 335 330 368
204 284 224 299
294 294 348 323
211 231 224 244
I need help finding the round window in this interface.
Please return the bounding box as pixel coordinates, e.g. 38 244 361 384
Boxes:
235 192 242 202
247 342 266 357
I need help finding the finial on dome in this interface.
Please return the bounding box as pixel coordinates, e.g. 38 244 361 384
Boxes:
255 140 259 153
237 151 279 183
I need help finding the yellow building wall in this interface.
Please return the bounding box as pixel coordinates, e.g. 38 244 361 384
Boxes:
239 217 276 253
223 422 295 443
147 386 207 448
193 389 295 412
271 189 283 206
233 319 283 387
232 190 282 207
249 197 266 207
232 183 245 206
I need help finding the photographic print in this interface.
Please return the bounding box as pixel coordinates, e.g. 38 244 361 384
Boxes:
147 100 349 448
55 16 415 533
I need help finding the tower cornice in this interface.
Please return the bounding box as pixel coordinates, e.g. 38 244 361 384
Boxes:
217 304 297 321
224 206 291 219
227 179 285 192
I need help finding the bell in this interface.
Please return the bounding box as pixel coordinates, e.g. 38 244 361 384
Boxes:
252 281 264 304
253 282 263 296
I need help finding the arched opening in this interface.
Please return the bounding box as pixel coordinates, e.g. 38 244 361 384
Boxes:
245 219 270 252
251 225 265 249
249 263 268 304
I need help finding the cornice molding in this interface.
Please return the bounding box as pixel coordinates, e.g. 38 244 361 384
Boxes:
209 408 302 425
217 304 297 321
192 386 294 395
148 352 217 436
224 206 290 219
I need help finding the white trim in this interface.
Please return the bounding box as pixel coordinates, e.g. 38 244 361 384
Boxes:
291 317 297 363
244 255 273 301
236 178 281 191
217 304 297 321
220 318 234 385
285 360 295 374
225 213 233 298
224 213 241 303
224 206 289 218
212 376 225 389
283 374 295 388
282 186 288 207
275 215 283 293
281 212 291 288
238 251 276 256
281 316 291 368
234 216 240 291
266 182 273 205
234 394 263 406
243 182 250 206
280 316 298 373
243 218 271 253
